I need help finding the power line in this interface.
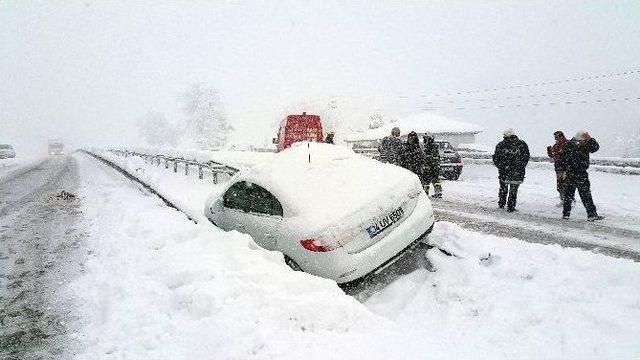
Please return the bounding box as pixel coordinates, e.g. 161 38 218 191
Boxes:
420 96 640 111
423 88 617 105
423 68 640 98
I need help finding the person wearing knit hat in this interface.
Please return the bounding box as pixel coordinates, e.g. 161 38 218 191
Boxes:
547 131 569 205
556 130 604 221
377 127 404 166
324 131 335 144
492 128 530 212
421 132 442 197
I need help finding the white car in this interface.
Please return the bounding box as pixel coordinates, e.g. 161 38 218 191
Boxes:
205 142 435 284
0 144 16 159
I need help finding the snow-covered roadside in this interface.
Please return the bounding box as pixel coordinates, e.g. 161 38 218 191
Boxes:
0 155 45 180
71 153 417 359
81 150 640 359
367 222 640 359
98 151 223 222
114 146 274 171
446 162 640 231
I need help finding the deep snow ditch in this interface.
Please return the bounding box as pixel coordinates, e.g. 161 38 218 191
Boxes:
72 152 421 359
73 152 640 359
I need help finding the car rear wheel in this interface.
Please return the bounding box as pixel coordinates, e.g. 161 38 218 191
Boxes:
284 255 303 271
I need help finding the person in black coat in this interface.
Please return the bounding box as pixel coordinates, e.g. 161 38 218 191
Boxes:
378 127 404 166
324 132 335 144
401 131 425 176
556 131 604 221
492 128 530 212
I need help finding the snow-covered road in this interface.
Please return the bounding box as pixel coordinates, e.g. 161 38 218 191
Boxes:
0 156 85 359
432 162 640 260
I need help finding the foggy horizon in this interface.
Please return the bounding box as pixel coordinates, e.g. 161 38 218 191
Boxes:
1 0 639 156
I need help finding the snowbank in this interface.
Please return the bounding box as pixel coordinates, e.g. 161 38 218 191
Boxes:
75 152 640 359
366 221 640 359
73 153 416 360
112 146 274 171
0 155 45 180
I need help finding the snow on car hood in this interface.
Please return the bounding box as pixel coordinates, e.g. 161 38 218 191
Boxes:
246 142 421 231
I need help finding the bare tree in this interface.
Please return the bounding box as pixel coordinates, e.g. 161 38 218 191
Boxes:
368 111 384 129
182 83 233 149
137 111 181 147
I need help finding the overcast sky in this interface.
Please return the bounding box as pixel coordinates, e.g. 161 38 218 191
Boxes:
1 0 639 155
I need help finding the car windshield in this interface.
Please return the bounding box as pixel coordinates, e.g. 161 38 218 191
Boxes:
436 142 453 150
0 144 12 149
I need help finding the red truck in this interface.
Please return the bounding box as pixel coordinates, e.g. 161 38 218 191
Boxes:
273 112 324 152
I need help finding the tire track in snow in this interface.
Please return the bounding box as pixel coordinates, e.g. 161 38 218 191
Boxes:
432 199 640 262
0 155 86 359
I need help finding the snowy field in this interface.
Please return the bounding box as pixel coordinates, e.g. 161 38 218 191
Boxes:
448 162 640 231
76 151 640 359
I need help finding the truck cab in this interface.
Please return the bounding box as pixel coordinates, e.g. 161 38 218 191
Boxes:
48 140 65 155
273 112 323 152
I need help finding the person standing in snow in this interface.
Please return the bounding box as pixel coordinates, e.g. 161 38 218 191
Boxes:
421 133 442 198
556 131 604 221
547 131 568 205
401 131 425 178
378 127 404 166
492 128 530 212
324 132 335 144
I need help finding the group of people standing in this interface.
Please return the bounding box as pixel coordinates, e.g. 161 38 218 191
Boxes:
378 127 443 197
376 125 604 222
493 128 603 221
547 130 603 221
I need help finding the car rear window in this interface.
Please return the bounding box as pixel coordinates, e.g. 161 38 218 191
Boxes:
0 144 12 149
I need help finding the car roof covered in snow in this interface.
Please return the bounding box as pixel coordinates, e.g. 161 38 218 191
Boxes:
344 112 483 142
237 142 420 228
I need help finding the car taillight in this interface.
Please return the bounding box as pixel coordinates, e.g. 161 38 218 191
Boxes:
408 188 422 199
300 239 334 252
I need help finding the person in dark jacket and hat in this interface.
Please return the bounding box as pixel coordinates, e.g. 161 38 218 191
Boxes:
324 131 335 144
401 131 425 178
378 127 404 166
547 131 568 205
556 130 604 221
421 132 442 198
492 128 530 212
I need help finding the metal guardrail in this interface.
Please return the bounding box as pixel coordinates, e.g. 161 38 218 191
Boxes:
458 151 640 169
108 149 240 184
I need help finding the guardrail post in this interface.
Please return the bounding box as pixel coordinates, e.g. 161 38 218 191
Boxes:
185 162 189 175
157 157 161 166
212 172 218 184
198 166 203 179
173 161 178 173
165 159 169 169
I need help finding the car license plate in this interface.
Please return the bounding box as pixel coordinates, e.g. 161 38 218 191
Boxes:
365 207 404 239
